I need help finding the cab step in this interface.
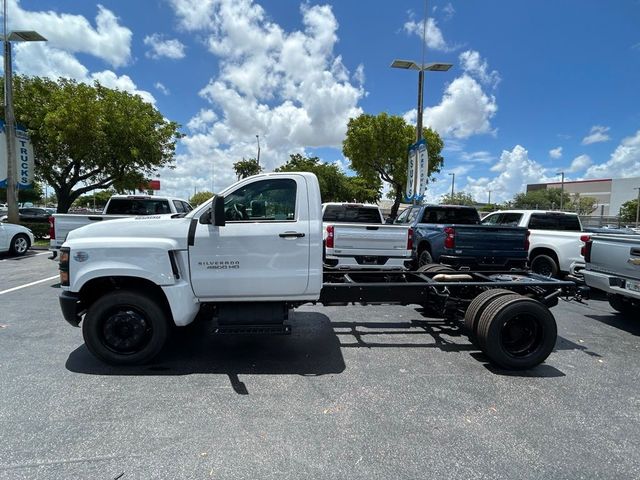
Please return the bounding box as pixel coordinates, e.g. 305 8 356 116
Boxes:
213 324 291 335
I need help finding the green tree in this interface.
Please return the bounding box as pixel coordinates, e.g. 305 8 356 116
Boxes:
619 198 639 224
440 192 475 206
74 189 116 210
342 113 444 220
512 188 572 210
572 194 598 215
190 191 214 206
5 76 181 213
275 153 380 203
233 158 263 179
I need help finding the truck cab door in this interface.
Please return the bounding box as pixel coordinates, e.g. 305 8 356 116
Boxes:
188 175 311 300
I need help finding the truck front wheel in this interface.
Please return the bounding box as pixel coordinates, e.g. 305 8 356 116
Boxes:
82 291 169 365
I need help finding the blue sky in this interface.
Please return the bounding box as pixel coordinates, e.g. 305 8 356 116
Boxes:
6 0 640 202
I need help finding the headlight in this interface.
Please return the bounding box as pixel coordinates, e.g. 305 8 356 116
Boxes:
59 247 70 286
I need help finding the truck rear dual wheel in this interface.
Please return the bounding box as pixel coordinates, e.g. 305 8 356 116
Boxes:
464 289 517 341
476 295 557 370
82 291 169 365
417 264 454 273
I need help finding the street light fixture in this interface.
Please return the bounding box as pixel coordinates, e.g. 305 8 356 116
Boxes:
3 29 47 223
390 59 452 142
556 171 565 211
448 172 455 198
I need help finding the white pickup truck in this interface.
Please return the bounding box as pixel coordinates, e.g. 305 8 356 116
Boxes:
322 202 412 269
57 172 576 370
49 194 192 259
582 234 640 317
482 210 585 278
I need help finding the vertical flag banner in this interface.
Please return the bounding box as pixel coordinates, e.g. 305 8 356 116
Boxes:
406 139 428 202
416 140 429 201
0 119 35 189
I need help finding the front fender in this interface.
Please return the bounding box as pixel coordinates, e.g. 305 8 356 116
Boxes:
64 237 182 292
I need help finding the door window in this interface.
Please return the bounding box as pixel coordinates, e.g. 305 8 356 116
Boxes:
172 200 185 213
223 178 297 222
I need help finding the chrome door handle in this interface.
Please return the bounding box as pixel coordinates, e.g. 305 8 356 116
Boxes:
279 231 305 238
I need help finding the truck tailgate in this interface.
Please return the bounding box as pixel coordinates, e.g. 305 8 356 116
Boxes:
453 225 527 254
331 224 409 255
588 234 640 280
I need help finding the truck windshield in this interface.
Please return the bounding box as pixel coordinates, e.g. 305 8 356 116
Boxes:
106 198 171 215
323 205 382 224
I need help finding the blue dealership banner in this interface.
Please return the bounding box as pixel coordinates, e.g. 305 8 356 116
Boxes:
405 139 428 202
0 119 35 189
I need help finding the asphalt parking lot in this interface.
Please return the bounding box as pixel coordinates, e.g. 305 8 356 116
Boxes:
1 252 639 479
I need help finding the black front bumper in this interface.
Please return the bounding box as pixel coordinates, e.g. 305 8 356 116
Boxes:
59 291 83 327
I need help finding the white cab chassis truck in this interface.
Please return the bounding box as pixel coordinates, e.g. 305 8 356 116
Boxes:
58 173 577 370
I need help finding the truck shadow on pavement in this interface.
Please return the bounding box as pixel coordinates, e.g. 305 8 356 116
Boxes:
584 313 640 336
65 311 346 393
332 314 567 378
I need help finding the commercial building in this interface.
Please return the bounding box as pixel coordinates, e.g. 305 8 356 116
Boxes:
527 177 640 216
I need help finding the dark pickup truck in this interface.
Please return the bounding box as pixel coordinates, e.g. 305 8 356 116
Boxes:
394 205 529 269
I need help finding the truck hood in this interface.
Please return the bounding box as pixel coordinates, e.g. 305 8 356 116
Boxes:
65 214 192 250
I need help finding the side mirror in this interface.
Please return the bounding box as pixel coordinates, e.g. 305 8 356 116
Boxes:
199 195 226 226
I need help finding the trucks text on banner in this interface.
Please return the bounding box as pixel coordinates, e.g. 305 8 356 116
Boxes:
405 139 428 203
0 119 35 190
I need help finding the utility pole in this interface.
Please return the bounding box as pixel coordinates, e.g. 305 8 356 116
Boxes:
635 187 640 228
556 171 565 211
487 189 492 205
448 172 455 198
256 134 261 167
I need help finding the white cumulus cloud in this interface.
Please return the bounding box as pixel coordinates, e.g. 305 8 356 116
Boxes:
568 154 592 173
582 125 610 145
7 0 132 67
161 0 364 197
584 130 640 179
422 75 497 138
549 146 563 159
144 34 186 59
460 50 500 88
403 16 456 52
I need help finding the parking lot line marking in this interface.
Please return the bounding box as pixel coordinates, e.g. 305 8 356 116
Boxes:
0 275 59 296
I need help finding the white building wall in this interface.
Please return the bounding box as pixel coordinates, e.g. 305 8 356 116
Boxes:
610 177 640 215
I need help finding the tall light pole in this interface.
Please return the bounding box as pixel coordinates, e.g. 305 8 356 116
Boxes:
255 134 261 167
488 189 492 205
448 172 455 198
3 26 47 223
390 60 452 142
556 171 565 211
635 187 640 228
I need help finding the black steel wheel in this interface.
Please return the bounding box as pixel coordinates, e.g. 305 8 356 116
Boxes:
82 291 169 365
464 289 517 342
476 295 557 370
9 233 30 256
418 249 434 267
530 254 559 278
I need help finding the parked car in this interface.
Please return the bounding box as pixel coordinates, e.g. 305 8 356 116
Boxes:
321 202 413 269
394 204 529 270
1 207 51 223
482 210 585 278
0 222 34 256
582 233 640 317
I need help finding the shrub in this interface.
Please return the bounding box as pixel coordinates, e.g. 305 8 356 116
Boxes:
20 222 49 239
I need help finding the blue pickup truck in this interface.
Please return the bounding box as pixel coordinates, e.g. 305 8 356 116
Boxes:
394 205 529 269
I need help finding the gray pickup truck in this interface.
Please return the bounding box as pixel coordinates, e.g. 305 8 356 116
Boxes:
582 234 640 316
394 204 529 269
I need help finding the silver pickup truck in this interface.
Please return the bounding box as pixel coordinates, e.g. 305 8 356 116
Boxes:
582 234 640 316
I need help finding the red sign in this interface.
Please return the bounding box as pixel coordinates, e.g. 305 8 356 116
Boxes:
140 179 161 190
